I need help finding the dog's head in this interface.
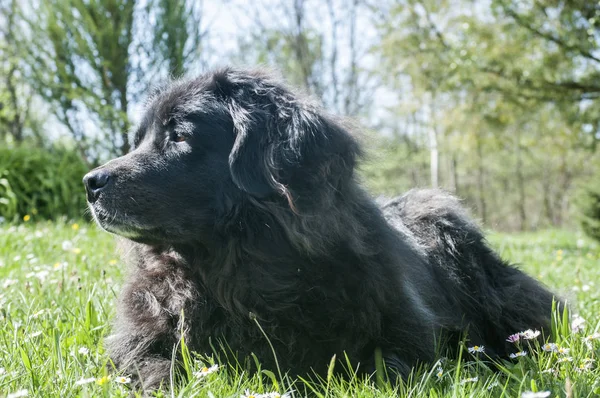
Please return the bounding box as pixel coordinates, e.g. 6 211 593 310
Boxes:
83 68 361 243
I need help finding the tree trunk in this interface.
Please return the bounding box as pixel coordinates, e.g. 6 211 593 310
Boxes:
451 153 459 194
515 132 527 230
429 125 439 188
476 132 487 224
5 0 24 142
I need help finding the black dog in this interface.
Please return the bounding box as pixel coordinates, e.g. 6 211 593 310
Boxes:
83 68 558 389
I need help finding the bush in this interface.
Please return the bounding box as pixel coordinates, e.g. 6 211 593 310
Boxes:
0 146 89 221
579 184 600 242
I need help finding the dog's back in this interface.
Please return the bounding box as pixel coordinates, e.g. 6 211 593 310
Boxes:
382 189 559 357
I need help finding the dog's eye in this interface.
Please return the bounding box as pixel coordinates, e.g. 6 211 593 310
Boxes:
171 132 187 143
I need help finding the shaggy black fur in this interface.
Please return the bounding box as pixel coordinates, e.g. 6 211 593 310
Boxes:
83 68 559 390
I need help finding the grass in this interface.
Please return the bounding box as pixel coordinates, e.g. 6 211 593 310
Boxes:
0 220 599 397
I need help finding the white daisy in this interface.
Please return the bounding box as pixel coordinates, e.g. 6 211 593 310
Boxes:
542 343 557 352
74 377 96 385
584 332 600 349
521 391 550 398
78 347 90 356
519 329 541 340
7 390 28 398
509 350 527 358
194 364 219 378
487 381 500 390
241 390 259 398
571 314 586 333
115 376 131 384
263 393 291 398
467 345 485 354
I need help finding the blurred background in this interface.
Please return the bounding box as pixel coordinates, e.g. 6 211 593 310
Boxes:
0 0 599 234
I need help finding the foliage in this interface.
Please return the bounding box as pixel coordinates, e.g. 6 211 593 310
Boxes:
0 146 88 221
12 0 207 162
0 0 599 230
0 224 599 396
371 0 599 230
21 0 136 159
144 0 206 78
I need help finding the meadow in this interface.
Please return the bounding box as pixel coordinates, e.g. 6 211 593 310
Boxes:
0 220 599 397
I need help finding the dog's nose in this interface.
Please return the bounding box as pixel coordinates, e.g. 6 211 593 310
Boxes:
83 169 111 203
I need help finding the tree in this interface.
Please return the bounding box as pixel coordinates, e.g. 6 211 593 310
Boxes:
0 0 25 142
143 0 207 79
371 0 598 229
234 0 374 117
18 0 209 161
21 0 135 160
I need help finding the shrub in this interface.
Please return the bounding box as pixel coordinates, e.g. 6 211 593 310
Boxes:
0 145 89 221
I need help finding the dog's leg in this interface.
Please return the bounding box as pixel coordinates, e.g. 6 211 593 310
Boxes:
106 262 200 391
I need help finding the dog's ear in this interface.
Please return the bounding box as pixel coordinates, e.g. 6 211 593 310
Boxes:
213 70 361 207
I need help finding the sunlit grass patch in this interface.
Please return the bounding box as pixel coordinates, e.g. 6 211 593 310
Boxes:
0 223 599 397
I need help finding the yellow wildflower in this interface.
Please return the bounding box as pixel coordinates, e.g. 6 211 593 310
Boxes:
96 375 110 385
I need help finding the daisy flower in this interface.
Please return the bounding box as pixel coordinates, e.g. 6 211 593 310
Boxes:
575 358 594 372
435 366 443 379
542 343 557 352
541 368 558 375
115 376 131 384
241 390 259 398
78 347 89 356
571 314 586 333
584 332 600 342
468 345 485 354
509 350 527 358
557 356 573 363
194 364 219 378
506 333 520 343
487 381 500 390
459 376 479 384
584 332 600 349
75 377 96 386
263 393 291 398
521 391 550 398
519 329 541 340
7 390 28 398
557 347 569 355
3 279 18 289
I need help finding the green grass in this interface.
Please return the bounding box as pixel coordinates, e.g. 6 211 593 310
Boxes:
0 221 599 397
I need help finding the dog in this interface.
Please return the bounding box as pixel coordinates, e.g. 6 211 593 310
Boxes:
83 67 559 390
